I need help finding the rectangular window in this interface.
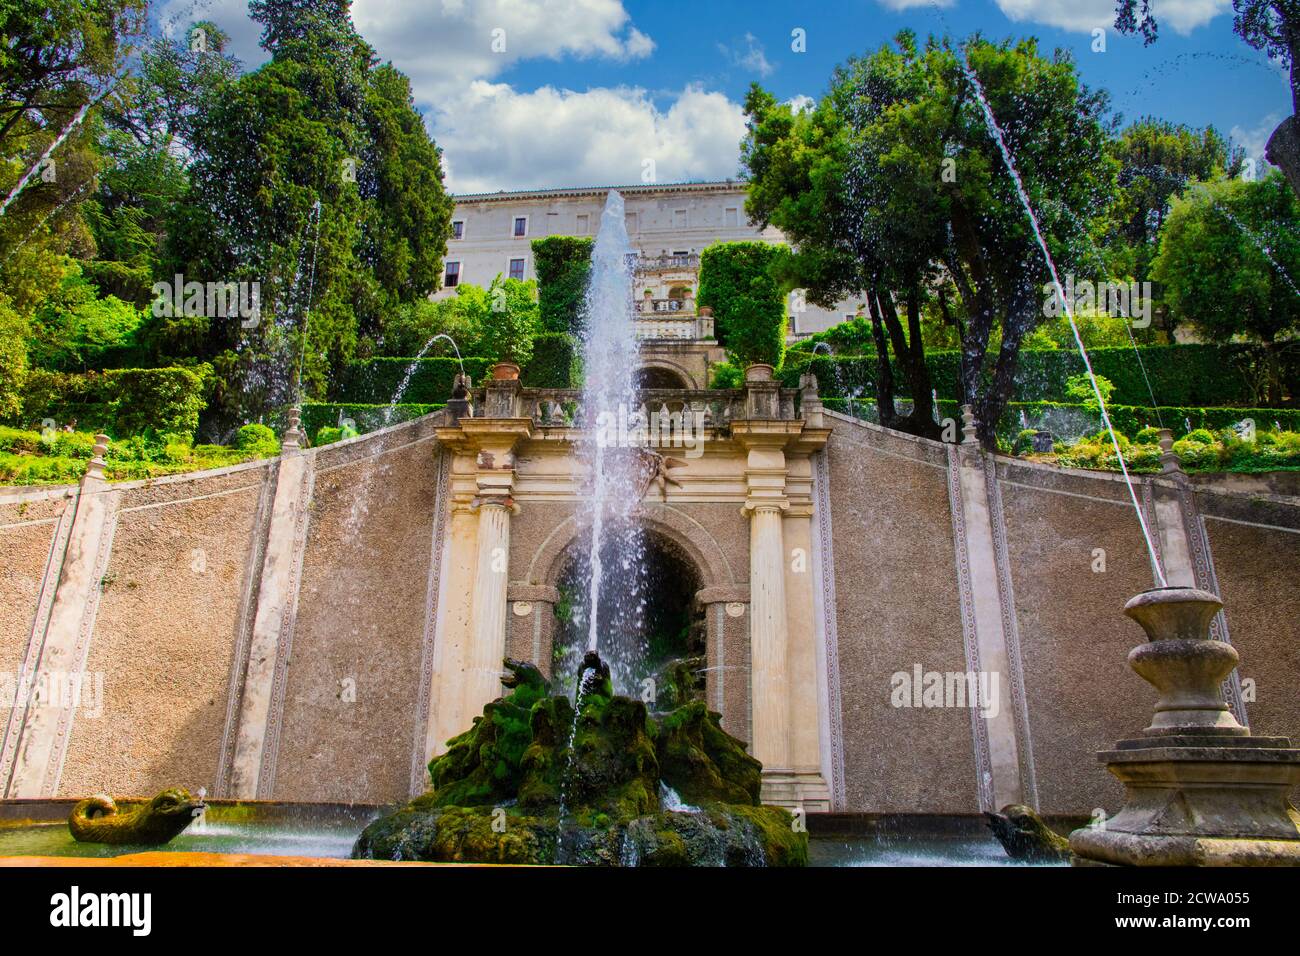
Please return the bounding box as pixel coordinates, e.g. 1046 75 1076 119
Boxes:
624 212 637 234
513 216 528 237
444 261 460 287
509 258 526 281
451 220 464 239
576 213 589 235
673 208 688 229
724 207 738 228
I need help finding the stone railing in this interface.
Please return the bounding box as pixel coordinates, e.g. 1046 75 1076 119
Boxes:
635 253 699 273
457 379 809 428
633 314 713 341
635 297 691 314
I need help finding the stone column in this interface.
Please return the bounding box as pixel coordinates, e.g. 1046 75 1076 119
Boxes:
747 502 791 770
463 497 512 719
424 492 478 759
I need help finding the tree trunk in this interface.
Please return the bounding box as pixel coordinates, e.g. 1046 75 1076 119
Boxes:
867 290 900 429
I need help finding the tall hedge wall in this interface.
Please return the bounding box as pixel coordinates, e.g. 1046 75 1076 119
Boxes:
16 366 210 439
531 236 593 334
521 332 581 388
338 357 492 404
697 241 788 368
783 344 1285 408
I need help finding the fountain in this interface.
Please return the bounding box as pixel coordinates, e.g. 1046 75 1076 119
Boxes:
1069 588 1300 866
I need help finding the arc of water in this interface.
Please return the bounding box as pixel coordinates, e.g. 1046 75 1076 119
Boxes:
955 42 1168 586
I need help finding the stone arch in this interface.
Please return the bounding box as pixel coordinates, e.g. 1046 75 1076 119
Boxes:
525 503 736 591
634 359 696 390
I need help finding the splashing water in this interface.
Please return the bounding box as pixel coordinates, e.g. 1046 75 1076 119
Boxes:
573 191 648 692
955 44 1167 586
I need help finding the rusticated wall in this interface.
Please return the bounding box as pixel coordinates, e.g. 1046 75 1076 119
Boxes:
59 464 274 798
821 418 977 813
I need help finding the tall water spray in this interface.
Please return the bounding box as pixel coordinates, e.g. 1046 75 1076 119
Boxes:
571 191 648 693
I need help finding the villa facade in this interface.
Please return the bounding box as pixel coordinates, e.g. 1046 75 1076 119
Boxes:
437 181 867 338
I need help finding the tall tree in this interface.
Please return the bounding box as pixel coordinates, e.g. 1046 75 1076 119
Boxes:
1115 0 1300 196
1152 173 1300 403
1107 118 1242 338
157 0 452 434
744 32 1116 446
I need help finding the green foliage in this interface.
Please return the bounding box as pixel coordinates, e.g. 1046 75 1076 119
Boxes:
299 401 441 437
1064 373 1115 411
27 263 146 370
708 361 744 389
236 423 280 456
0 296 28 419
1153 174 1300 403
338 357 491 404
784 343 1286 408
521 332 580 388
531 236 594 334
697 241 788 368
16 366 209 438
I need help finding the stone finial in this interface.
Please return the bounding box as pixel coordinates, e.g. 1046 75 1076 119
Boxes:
282 405 304 453
84 433 110 482
1123 587 1244 736
959 404 978 444
1157 427 1184 478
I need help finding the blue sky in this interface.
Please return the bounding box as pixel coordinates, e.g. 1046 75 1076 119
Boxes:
159 0 1290 192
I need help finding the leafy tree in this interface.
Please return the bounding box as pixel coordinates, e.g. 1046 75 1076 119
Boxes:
744 33 1116 446
1152 173 1300 403
27 262 143 370
156 0 452 434
1106 118 1242 337
1115 0 1300 195
0 293 28 417
459 276 541 365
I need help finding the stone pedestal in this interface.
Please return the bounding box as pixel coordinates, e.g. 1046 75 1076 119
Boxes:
1070 587 1300 866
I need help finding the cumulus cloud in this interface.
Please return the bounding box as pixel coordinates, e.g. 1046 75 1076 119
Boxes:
786 94 816 114
431 82 747 193
1230 111 1283 170
993 0 1231 35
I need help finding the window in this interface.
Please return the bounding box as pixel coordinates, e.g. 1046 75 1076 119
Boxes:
724 207 738 228
624 212 637 234
672 208 687 229
513 216 528 237
451 219 464 239
508 258 526 281
444 261 460 288
576 213 589 235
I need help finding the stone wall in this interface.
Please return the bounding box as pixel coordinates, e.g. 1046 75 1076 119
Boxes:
2 406 1296 814
819 410 1300 815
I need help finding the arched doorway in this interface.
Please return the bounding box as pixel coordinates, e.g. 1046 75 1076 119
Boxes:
634 365 689 390
550 529 707 701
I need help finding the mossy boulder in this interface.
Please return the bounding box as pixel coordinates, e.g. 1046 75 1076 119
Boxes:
352 655 806 866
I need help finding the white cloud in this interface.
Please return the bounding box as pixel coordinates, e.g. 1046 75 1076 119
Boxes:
717 33 774 78
431 82 747 193
786 94 816 114
993 0 1231 34
1230 111 1283 170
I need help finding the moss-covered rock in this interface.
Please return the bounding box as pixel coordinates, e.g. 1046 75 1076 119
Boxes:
352 654 805 866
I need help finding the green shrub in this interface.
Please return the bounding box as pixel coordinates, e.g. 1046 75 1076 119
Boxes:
237 423 280 456
521 332 580 388
709 361 744 389
299 402 442 437
1134 426 1163 444
531 236 593 334
1183 428 1216 445
16 366 208 439
697 241 788 369
314 426 343 446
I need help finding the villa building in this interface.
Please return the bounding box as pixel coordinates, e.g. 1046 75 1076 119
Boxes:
437 180 867 339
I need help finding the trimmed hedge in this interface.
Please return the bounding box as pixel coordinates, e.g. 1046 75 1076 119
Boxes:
300 402 443 438
521 332 580 388
823 396 1300 442
337 357 492 404
531 236 593 334
784 344 1287 408
697 241 788 368
16 366 209 439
